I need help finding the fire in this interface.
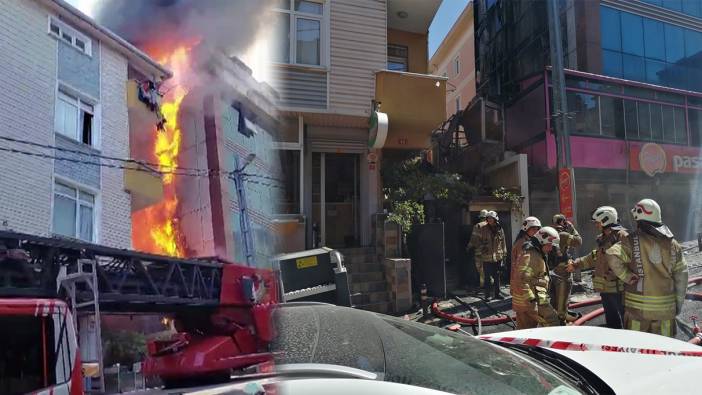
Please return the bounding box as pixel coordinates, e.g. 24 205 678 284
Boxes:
132 45 195 258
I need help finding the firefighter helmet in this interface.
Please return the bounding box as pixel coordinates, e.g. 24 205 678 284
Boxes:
486 211 499 221
536 226 560 247
553 214 567 225
592 206 618 227
522 216 542 231
631 199 662 224
479 209 488 220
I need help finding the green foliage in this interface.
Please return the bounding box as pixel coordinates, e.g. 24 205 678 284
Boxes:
382 155 475 234
102 330 147 367
387 200 425 234
492 187 525 215
382 156 475 205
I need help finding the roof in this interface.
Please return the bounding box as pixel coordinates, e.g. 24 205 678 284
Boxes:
38 0 172 80
429 2 474 70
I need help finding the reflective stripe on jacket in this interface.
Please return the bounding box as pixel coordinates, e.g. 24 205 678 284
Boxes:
575 229 627 293
518 243 551 307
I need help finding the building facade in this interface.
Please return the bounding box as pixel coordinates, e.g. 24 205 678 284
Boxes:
0 0 168 248
472 0 702 249
429 3 476 119
270 0 446 252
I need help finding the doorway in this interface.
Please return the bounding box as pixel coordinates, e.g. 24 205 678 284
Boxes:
311 153 360 248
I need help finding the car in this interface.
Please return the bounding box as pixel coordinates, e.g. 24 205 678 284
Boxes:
266 303 702 395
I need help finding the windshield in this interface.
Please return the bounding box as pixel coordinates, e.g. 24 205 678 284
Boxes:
272 305 579 394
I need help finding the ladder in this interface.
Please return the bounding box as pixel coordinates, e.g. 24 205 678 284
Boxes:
57 259 105 394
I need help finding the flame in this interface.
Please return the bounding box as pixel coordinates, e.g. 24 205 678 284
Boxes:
132 45 195 258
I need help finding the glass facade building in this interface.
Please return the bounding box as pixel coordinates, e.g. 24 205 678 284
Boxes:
601 5 702 91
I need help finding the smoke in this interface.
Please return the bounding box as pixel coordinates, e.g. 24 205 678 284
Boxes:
94 0 274 59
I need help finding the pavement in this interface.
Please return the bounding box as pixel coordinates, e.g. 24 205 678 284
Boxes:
414 239 702 342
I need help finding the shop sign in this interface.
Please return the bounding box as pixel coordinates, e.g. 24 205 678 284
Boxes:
368 110 388 149
630 143 702 176
558 167 574 221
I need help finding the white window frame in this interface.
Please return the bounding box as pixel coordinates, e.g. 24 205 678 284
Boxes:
454 56 460 76
55 84 99 148
52 177 99 243
48 17 92 57
273 0 329 68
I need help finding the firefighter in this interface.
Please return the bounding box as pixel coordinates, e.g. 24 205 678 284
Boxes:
515 226 561 328
468 210 489 287
550 214 582 324
511 216 542 328
567 206 627 329
476 211 507 300
605 199 688 337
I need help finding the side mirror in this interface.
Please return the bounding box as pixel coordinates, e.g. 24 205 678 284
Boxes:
81 362 100 378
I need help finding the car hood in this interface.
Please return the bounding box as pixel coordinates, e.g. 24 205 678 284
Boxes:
482 326 702 394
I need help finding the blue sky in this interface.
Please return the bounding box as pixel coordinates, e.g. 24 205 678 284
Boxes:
428 0 470 59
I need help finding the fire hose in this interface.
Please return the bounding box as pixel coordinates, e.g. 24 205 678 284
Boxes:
434 277 702 327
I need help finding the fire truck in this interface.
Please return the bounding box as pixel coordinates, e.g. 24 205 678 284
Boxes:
0 230 277 394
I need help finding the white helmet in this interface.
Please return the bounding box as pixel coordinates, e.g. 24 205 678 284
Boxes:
631 199 662 223
592 206 618 227
522 216 542 231
486 211 499 221
535 226 560 247
479 209 488 219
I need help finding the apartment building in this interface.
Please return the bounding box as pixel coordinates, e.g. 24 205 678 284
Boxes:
0 0 169 248
270 0 446 252
429 3 476 118
471 0 702 247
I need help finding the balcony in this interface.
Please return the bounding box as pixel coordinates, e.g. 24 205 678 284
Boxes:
125 80 164 211
374 70 446 149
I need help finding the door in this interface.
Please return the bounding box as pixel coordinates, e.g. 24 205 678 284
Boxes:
311 153 360 248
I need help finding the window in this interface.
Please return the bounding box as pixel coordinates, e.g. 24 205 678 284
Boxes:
274 0 325 66
0 316 57 394
638 102 652 140
52 181 95 242
567 92 600 135
455 96 461 113
674 106 687 144
602 50 623 78
388 44 408 72
454 56 460 76
690 108 702 146
622 54 645 81
621 13 644 56
276 150 301 214
624 100 639 138
600 7 621 51
55 89 94 146
600 96 625 138
643 19 665 61
664 24 685 63
48 17 91 56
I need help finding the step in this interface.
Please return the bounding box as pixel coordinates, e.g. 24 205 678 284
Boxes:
354 301 391 314
350 271 384 283
351 280 388 294
351 291 391 305
345 262 382 274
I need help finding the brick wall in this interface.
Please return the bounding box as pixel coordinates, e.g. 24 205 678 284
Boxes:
0 0 56 235
99 45 131 249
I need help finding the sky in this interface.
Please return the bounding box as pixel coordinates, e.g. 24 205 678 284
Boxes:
428 0 471 59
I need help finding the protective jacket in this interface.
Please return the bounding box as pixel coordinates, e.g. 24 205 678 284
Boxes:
517 240 551 306
606 229 688 321
575 228 627 293
475 222 507 263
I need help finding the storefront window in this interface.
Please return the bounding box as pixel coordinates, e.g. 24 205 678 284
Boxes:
690 108 702 146
276 150 301 214
638 102 652 140
662 105 676 143
650 103 664 141
567 92 599 135
674 107 687 144
600 96 625 138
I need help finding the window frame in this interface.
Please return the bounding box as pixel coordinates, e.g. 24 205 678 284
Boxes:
47 17 92 57
387 44 409 72
54 85 99 148
273 0 329 68
52 178 98 243
454 56 461 76
273 116 304 216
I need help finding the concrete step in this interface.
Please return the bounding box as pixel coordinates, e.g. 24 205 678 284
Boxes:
354 301 391 314
350 280 388 294
351 291 391 305
350 271 384 283
345 262 382 274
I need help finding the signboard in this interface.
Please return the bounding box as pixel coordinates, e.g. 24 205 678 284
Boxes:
368 110 388 149
630 142 702 176
558 167 574 220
